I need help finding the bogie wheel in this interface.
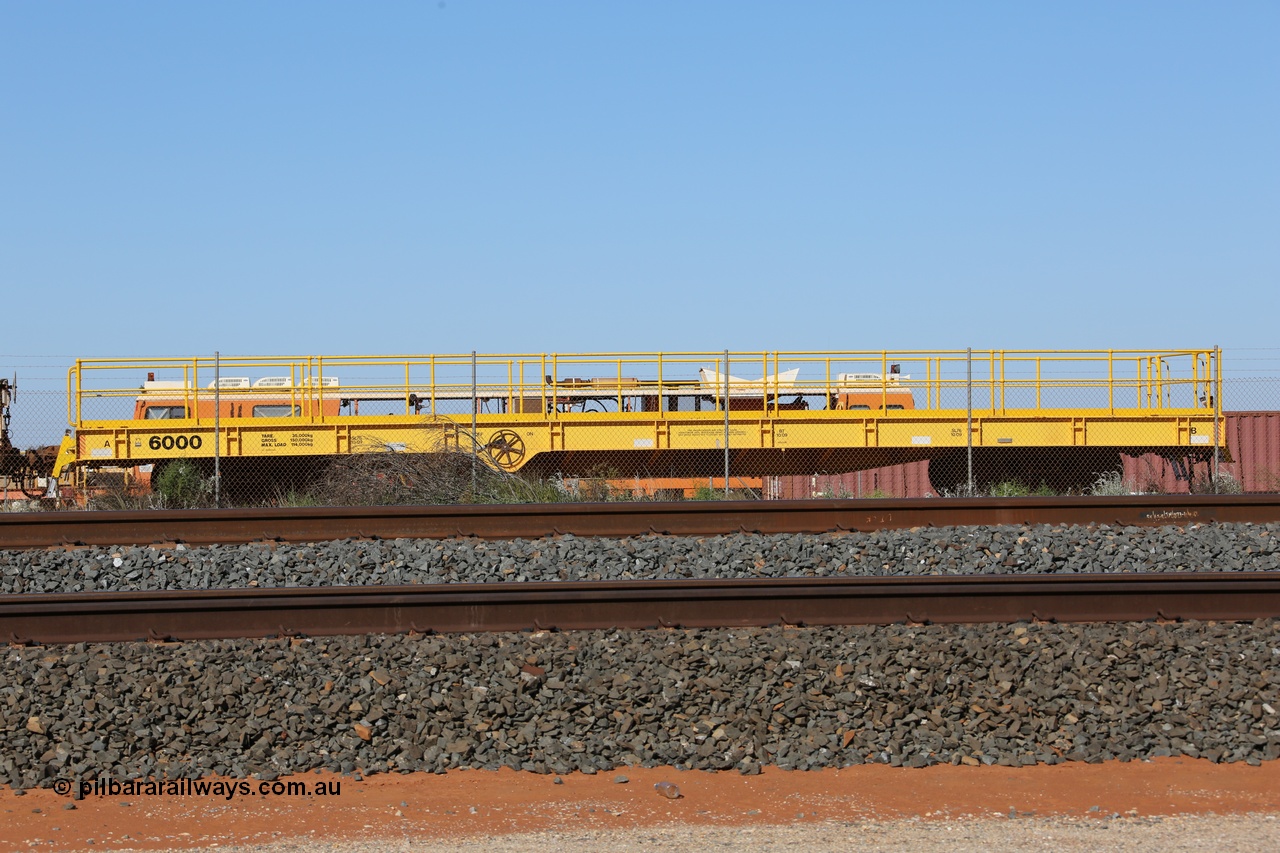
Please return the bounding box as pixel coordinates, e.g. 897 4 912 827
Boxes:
486 429 526 469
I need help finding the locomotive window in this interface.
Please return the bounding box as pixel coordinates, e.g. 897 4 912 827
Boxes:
252 405 302 417
145 406 187 419
886 404 905 410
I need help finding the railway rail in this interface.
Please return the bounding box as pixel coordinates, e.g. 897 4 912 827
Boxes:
3 495 1280 550
4 573 1280 644
4 496 1278 644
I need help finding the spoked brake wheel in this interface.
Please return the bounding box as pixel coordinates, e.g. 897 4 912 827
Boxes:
485 429 526 469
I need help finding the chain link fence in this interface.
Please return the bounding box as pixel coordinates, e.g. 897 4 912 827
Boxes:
3 349 1279 510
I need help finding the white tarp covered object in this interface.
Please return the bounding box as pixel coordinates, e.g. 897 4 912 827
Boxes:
697 367 800 395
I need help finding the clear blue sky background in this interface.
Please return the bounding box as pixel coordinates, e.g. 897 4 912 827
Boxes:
3 2 1277 371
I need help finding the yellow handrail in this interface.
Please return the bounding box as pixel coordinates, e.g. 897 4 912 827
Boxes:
63 348 1223 428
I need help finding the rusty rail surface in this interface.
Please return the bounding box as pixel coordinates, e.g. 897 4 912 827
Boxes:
3 574 1279 644
3 495 1280 550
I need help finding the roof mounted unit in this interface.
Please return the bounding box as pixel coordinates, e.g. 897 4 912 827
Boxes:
837 372 911 386
249 375 340 388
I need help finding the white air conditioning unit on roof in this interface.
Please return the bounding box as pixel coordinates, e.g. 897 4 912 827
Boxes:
837 372 910 384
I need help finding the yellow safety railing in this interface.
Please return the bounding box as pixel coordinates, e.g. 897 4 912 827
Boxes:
66 348 1221 428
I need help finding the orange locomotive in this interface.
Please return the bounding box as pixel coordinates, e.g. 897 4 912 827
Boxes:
134 375 344 421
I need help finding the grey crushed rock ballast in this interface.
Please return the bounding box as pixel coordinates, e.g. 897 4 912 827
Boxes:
3 522 1278 790
3 621 1279 790
3 522 1278 593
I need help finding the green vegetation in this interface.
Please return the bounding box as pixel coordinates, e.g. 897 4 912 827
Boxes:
153 460 211 508
987 480 1030 497
272 488 324 508
690 484 756 500
86 463 212 510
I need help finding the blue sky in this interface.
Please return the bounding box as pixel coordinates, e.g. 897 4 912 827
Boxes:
3 1 1277 372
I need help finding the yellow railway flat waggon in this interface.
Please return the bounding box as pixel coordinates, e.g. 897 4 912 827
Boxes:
52 348 1224 499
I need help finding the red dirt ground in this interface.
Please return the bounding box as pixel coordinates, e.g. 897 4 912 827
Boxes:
2 759 1278 851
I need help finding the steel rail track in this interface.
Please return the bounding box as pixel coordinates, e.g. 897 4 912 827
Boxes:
3 495 1279 549
4 574 1279 644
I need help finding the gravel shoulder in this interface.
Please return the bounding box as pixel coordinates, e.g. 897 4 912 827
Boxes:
210 816 1280 853
3 762 1278 853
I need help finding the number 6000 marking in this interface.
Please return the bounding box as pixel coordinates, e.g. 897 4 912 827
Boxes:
148 435 202 451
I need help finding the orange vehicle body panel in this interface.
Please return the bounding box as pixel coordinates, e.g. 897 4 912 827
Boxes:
133 396 343 420
835 391 915 411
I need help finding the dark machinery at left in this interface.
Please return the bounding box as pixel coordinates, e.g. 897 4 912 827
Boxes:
0 377 57 500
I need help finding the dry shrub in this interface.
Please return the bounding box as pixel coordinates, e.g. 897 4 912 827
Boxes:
301 447 570 506
1192 470 1243 495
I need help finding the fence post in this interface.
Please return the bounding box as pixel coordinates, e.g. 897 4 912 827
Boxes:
723 349 730 498
214 351 221 508
966 347 973 495
1213 344 1221 493
471 351 477 498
